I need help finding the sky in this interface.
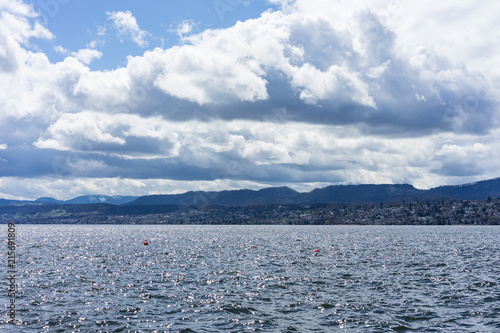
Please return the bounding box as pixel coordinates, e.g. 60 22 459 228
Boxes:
1 0 500 200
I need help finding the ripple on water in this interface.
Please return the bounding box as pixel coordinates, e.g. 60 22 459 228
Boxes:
5 225 500 332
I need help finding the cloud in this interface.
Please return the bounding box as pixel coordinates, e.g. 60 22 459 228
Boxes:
71 48 102 65
86 39 105 49
152 46 269 105
0 0 52 41
1 0 500 200
102 5 496 134
266 0 294 7
34 111 181 158
106 10 150 47
0 0 52 72
54 45 67 54
175 20 195 42
0 2 86 124
25 115 500 189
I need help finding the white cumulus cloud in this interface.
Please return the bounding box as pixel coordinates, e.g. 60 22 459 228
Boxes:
106 10 150 47
71 48 103 65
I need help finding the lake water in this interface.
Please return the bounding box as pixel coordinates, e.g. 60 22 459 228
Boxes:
1 225 499 332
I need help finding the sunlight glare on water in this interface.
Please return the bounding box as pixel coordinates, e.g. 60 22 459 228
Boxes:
1 225 499 332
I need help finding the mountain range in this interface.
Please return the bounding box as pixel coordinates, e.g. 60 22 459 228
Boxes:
126 178 500 206
1 178 499 207
0 195 138 206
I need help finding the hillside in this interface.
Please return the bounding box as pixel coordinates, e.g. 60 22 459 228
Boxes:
126 178 500 207
1 178 499 209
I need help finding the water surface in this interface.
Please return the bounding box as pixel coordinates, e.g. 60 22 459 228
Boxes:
1 225 499 332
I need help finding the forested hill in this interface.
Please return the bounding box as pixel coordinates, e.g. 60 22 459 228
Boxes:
125 178 500 207
2 178 499 208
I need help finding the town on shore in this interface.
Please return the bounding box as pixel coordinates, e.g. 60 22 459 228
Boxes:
5 197 500 225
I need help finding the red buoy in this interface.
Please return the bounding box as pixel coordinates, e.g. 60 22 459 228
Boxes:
314 249 320 253
144 240 149 245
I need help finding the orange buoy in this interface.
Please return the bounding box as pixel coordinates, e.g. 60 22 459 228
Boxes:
314 249 320 253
